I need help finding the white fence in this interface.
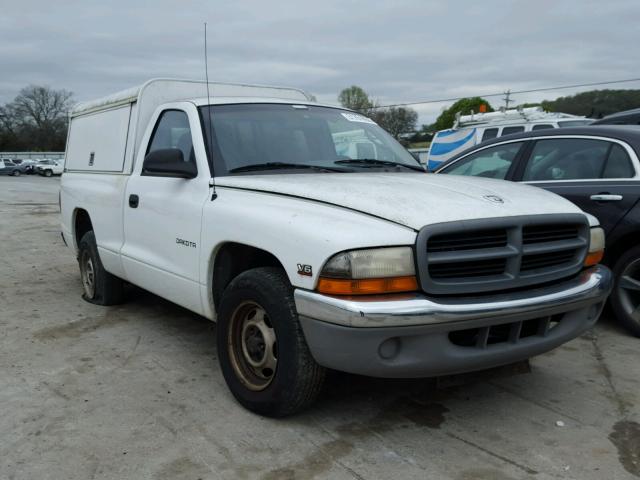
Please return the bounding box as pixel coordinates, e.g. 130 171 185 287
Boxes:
0 151 64 161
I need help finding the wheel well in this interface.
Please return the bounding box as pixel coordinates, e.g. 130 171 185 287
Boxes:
212 243 284 308
605 231 640 266
74 209 93 249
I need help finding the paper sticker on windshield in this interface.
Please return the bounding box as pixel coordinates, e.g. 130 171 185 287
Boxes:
341 112 377 124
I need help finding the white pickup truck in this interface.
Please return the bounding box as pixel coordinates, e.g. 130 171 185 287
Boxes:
61 79 612 416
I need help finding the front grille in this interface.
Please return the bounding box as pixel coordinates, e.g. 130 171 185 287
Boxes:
523 225 579 244
417 215 589 295
430 258 507 279
449 314 563 348
427 229 507 252
521 250 576 272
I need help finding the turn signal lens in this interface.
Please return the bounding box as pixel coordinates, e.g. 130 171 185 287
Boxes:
584 227 605 267
317 276 418 295
584 250 604 267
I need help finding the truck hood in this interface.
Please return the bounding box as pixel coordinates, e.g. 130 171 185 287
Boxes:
215 173 585 230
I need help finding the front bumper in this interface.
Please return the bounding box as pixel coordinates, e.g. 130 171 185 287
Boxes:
294 266 612 378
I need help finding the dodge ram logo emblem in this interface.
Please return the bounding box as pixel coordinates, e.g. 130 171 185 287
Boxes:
483 195 504 204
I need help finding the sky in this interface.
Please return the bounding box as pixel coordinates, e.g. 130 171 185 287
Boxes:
1 0 639 125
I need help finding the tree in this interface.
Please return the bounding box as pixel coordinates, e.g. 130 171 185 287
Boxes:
432 97 494 131
541 89 640 118
371 106 418 139
0 85 73 151
338 85 374 113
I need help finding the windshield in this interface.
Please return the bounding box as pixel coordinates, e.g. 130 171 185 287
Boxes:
199 104 421 175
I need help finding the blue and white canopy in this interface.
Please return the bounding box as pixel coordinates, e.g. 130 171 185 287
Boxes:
427 128 477 170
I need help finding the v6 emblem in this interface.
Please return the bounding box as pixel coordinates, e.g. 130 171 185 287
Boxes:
297 264 312 276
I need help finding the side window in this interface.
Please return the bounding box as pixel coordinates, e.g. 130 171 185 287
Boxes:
532 124 554 131
523 138 610 181
146 110 195 164
441 142 523 179
482 128 499 142
501 126 525 136
603 144 635 178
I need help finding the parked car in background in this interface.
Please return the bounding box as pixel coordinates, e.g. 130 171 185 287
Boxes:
436 126 640 336
592 108 640 126
426 107 593 170
11 159 36 174
0 159 22 176
36 159 64 177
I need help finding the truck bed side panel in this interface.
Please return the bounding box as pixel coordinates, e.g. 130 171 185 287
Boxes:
60 173 129 279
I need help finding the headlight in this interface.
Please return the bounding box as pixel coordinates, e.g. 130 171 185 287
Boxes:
317 247 418 295
584 227 605 267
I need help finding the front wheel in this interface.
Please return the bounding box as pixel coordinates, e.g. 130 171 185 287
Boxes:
12 170 21 177
217 267 326 417
44 169 52 177
611 244 640 337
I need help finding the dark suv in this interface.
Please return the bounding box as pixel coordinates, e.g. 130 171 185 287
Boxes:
436 126 640 336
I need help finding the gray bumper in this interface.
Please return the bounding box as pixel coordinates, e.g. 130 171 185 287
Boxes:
294 266 612 378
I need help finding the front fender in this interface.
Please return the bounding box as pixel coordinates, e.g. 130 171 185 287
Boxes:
200 187 417 314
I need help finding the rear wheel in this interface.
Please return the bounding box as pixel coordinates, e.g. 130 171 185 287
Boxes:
12 170 21 177
611 244 640 337
217 267 326 416
44 169 52 177
78 231 124 305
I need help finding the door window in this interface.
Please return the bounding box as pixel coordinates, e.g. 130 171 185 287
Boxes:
523 138 612 181
501 126 525 136
440 142 523 179
603 144 635 178
146 110 195 164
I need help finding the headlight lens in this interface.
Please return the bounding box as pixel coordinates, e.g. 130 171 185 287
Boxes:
318 247 418 295
321 247 415 279
584 227 605 267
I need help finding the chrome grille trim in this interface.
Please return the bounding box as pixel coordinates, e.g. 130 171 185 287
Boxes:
416 214 590 295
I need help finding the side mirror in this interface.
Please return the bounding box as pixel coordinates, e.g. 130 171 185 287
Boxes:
142 148 197 179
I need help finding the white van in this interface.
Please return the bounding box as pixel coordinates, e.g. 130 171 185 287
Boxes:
426 107 592 170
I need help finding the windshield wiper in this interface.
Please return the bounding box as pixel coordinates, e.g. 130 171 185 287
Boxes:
229 162 344 173
334 158 424 171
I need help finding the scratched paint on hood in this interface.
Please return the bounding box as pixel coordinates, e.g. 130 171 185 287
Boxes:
215 172 585 230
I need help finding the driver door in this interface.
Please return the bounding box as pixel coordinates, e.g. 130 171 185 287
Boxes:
120 104 211 314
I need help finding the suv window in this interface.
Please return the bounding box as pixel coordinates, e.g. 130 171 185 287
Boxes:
501 126 525 136
441 142 524 179
146 110 194 163
603 144 635 178
523 138 612 181
532 124 554 131
481 128 499 142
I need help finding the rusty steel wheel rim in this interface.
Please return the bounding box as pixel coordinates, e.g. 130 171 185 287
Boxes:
80 250 95 298
228 301 277 391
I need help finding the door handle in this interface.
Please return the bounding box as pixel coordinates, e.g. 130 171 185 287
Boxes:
590 194 623 202
129 194 139 208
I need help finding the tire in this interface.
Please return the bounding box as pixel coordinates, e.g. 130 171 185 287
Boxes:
12 170 21 177
44 169 52 177
217 267 326 417
78 231 124 305
610 244 640 337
